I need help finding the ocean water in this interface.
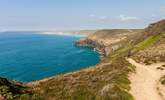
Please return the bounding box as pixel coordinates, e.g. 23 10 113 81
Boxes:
0 32 100 82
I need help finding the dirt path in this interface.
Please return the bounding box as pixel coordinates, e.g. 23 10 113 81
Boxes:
126 58 165 100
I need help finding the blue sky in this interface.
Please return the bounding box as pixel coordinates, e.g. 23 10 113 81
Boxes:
0 0 165 31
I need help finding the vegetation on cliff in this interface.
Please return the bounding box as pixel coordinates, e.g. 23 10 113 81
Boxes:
31 57 135 100
0 77 31 100
132 20 165 64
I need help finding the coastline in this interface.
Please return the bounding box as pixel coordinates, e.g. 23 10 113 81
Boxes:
41 32 87 37
75 38 107 56
1 29 136 85
0 31 87 37
27 37 105 85
26 63 100 86
0 32 100 83
26 29 134 84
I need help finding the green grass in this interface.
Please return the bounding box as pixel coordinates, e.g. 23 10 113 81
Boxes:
110 44 133 60
132 33 163 53
104 33 164 63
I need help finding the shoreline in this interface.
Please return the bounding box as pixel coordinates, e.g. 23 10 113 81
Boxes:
41 32 87 37
0 31 87 38
26 63 100 86
75 38 107 56
0 33 100 84
26 38 105 85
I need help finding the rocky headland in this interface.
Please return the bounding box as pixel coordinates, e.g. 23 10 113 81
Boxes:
75 29 142 56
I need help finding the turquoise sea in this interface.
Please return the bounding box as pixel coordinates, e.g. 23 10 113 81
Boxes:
0 32 100 82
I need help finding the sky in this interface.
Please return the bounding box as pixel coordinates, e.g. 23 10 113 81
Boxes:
0 0 165 31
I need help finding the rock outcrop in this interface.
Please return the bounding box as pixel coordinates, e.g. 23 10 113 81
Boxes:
75 38 106 55
145 19 165 35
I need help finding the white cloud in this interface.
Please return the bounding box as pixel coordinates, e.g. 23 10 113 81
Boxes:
151 14 157 18
89 14 110 22
119 15 139 22
89 14 95 17
89 14 140 23
99 16 108 20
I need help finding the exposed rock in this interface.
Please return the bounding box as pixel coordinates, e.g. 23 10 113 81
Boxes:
100 84 114 96
133 38 165 64
75 29 141 56
145 19 165 35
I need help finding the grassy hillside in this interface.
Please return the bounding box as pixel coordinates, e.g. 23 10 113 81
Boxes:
88 29 142 39
133 20 165 64
87 29 142 47
32 57 135 100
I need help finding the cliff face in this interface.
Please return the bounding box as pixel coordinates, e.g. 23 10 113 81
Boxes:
75 38 106 55
76 29 142 55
